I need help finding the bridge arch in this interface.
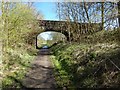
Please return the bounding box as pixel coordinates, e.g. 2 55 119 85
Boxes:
36 30 68 49
38 20 71 40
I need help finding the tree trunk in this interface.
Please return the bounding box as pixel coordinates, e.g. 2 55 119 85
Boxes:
101 2 104 30
118 1 120 27
84 2 90 23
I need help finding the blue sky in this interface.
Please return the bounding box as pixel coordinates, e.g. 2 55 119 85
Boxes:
34 2 59 20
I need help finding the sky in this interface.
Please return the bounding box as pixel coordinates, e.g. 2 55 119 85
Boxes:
34 2 58 20
34 2 59 40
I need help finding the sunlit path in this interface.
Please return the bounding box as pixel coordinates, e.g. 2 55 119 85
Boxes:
22 49 56 89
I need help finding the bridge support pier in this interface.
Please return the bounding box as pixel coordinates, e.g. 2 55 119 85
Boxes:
36 36 40 49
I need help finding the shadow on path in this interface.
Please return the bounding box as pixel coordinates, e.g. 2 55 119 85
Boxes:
22 49 56 89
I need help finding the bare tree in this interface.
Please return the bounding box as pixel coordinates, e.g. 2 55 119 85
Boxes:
56 2 118 42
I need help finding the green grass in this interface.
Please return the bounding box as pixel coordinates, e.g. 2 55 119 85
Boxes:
50 55 75 89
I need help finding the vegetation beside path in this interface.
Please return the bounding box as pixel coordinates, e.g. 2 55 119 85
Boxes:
51 29 120 88
2 47 38 88
1 2 42 88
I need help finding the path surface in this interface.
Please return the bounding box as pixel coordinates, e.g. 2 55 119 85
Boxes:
22 49 56 89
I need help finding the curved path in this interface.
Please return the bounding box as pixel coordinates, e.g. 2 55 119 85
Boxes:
22 49 56 89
